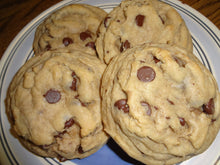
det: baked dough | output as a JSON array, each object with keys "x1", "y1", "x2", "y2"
[
  {"x1": 96, "y1": 0, "x2": 193, "y2": 64},
  {"x1": 101, "y1": 43, "x2": 220, "y2": 165},
  {"x1": 6, "y1": 50, "x2": 108, "y2": 161},
  {"x1": 33, "y1": 4, "x2": 107, "y2": 56}
]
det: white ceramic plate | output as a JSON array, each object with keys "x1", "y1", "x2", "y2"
[{"x1": 0, "y1": 0, "x2": 220, "y2": 164}]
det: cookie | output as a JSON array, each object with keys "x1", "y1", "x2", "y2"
[
  {"x1": 101, "y1": 43, "x2": 220, "y2": 165},
  {"x1": 6, "y1": 50, "x2": 108, "y2": 160},
  {"x1": 96, "y1": 0, "x2": 193, "y2": 64},
  {"x1": 33, "y1": 4, "x2": 107, "y2": 55}
]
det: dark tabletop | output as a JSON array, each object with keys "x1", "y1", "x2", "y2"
[{"x1": 0, "y1": 0, "x2": 219, "y2": 59}]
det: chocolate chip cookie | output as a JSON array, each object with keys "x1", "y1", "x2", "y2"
[
  {"x1": 96, "y1": 0, "x2": 193, "y2": 64},
  {"x1": 6, "y1": 50, "x2": 108, "y2": 161},
  {"x1": 101, "y1": 43, "x2": 220, "y2": 165},
  {"x1": 33, "y1": 4, "x2": 107, "y2": 55}
]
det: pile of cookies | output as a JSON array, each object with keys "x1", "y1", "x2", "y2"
[
  {"x1": 6, "y1": 4, "x2": 109, "y2": 161},
  {"x1": 6, "y1": 0, "x2": 220, "y2": 164}
]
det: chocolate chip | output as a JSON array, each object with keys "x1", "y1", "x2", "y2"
[
  {"x1": 43, "y1": 89, "x2": 61, "y2": 104},
  {"x1": 120, "y1": 40, "x2": 130, "y2": 52},
  {"x1": 54, "y1": 130, "x2": 67, "y2": 138},
  {"x1": 63, "y1": 37, "x2": 73, "y2": 46},
  {"x1": 202, "y1": 98, "x2": 214, "y2": 114},
  {"x1": 45, "y1": 44, "x2": 51, "y2": 51},
  {"x1": 166, "y1": 116, "x2": 170, "y2": 119},
  {"x1": 80, "y1": 31, "x2": 92, "y2": 41},
  {"x1": 85, "y1": 42, "x2": 96, "y2": 50},
  {"x1": 80, "y1": 101, "x2": 90, "y2": 107},
  {"x1": 167, "y1": 99, "x2": 174, "y2": 105},
  {"x1": 212, "y1": 119, "x2": 216, "y2": 122},
  {"x1": 179, "y1": 117, "x2": 186, "y2": 126},
  {"x1": 64, "y1": 118, "x2": 74, "y2": 129},
  {"x1": 78, "y1": 146, "x2": 84, "y2": 154},
  {"x1": 104, "y1": 17, "x2": 111, "y2": 28},
  {"x1": 135, "y1": 15, "x2": 145, "y2": 27},
  {"x1": 137, "y1": 66, "x2": 156, "y2": 82},
  {"x1": 141, "y1": 101, "x2": 151, "y2": 116},
  {"x1": 124, "y1": 40, "x2": 130, "y2": 49},
  {"x1": 120, "y1": 46, "x2": 123, "y2": 52},
  {"x1": 70, "y1": 78, "x2": 77, "y2": 91},
  {"x1": 153, "y1": 56, "x2": 160, "y2": 63},
  {"x1": 114, "y1": 99, "x2": 129, "y2": 113},
  {"x1": 70, "y1": 71, "x2": 78, "y2": 91},
  {"x1": 71, "y1": 71, "x2": 77, "y2": 78}
]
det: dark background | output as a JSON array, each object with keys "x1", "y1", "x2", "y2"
[{"x1": 0, "y1": 0, "x2": 219, "y2": 59}]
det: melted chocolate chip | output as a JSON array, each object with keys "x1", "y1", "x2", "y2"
[
  {"x1": 43, "y1": 89, "x2": 61, "y2": 104},
  {"x1": 137, "y1": 66, "x2": 156, "y2": 82},
  {"x1": 80, "y1": 101, "x2": 90, "y2": 107},
  {"x1": 54, "y1": 130, "x2": 67, "y2": 138},
  {"x1": 78, "y1": 146, "x2": 84, "y2": 154},
  {"x1": 202, "y1": 98, "x2": 214, "y2": 114},
  {"x1": 85, "y1": 42, "x2": 96, "y2": 50},
  {"x1": 45, "y1": 44, "x2": 51, "y2": 51},
  {"x1": 141, "y1": 101, "x2": 151, "y2": 116},
  {"x1": 104, "y1": 17, "x2": 111, "y2": 28},
  {"x1": 70, "y1": 71, "x2": 78, "y2": 91},
  {"x1": 63, "y1": 37, "x2": 73, "y2": 46},
  {"x1": 212, "y1": 119, "x2": 216, "y2": 122},
  {"x1": 179, "y1": 117, "x2": 186, "y2": 126},
  {"x1": 153, "y1": 56, "x2": 160, "y2": 63},
  {"x1": 120, "y1": 40, "x2": 130, "y2": 52},
  {"x1": 167, "y1": 99, "x2": 174, "y2": 105},
  {"x1": 64, "y1": 118, "x2": 74, "y2": 129},
  {"x1": 120, "y1": 46, "x2": 123, "y2": 52},
  {"x1": 70, "y1": 78, "x2": 77, "y2": 91},
  {"x1": 114, "y1": 99, "x2": 129, "y2": 113},
  {"x1": 135, "y1": 15, "x2": 145, "y2": 27},
  {"x1": 80, "y1": 31, "x2": 92, "y2": 41}
]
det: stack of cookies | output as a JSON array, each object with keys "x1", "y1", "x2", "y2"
[
  {"x1": 6, "y1": 0, "x2": 220, "y2": 164},
  {"x1": 6, "y1": 4, "x2": 109, "y2": 161}
]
